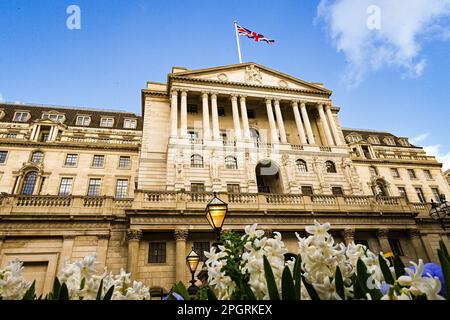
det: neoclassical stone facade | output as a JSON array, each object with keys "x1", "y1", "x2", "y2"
[{"x1": 1, "y1": 63, "x2": 449, "y2": 296}]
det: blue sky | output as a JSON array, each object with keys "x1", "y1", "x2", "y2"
[{"x1": 0, "y1": 0, "x2": 449, "y2": 168}]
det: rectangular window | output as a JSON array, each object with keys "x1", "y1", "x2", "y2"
[
  {"x1": 389, "y1": 239, "x2": 404, "y2": 256},
  {"x1": 115, "y1": 179, "x2": 129, "y2": 199},
  {"x1": 76, "y1": 116, "x2": 91, "y2": 126},
  {"x1": 227, "y1": 184, "x2": 241, "y2": 193},
  {"x1": 87, "y1": 178, "x2": 102, "y2": 196},
  {"x1": 100, "y1": 117, "x2": 114, "y2": 128},
  {"x1": 431, "y1": 188, "x2": 441, "y2": 202},
  {"x1": 398, "y1": 187, "x2": 409, "y2": 202},
  {"x1": 247, "y1": 110, "x2": 255, "y2": 119},
  {"x1": 218, "y1": 107, "x2": 226, "y2": 117},
  {"x1": 301, "y1": 186, "x2": 314, "y2": 196},
  {"x1": 424, "y1": 170, "x2": 433, "y2": 180},
  {"x1": 13, "y1": 112, "x2": 29, "y2": 122},
  {"x1": 124, "y1": 119, "x2": 137, "y2": 129},
  {"x1": 59, "y1": 178, "x2": 73, "y2": 196},
  {"x1": 391, "y1": 168, "x2": 400, "y2": 178},
  {"x1": 191, "y1": 183, "x2": 205, "y2": 193},
  {"x1": 415, "y1": 187, "x2": 426, "y2": 203},
  {"x1": 0, "y1": 151, "x2": 7, "y2": 164},
  {"x1": 65, "y1": 154, "x2": 78, "y2": 167},
  {"x1": 148, "y1": 243, "x2": 166, "y2": 263},
  {"x1": 92, "y1": 155, "x2": 105, "y2": 168},
  {"x1": 193, "y1": 242, "x2": 210, "y2": 262},
  {"x1": 119, "y1": 156, "x2": 131, "y2": 169},
  {"x1": 187, "y1": 104, "x2": 198, "y2": 114},
  {"x1": 408, "y1": 169, "x2": 417, "y2": 179},
  {"x1": 331, "y1": 187, "x2": 344, "y2": 196}
]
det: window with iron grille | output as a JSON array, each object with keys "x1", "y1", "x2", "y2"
[
  {"x1": 59, "y1": 178, "x2": 73, "y2": 196},
  {"x1": 119, "y1": 156, "x2": 131, "y2": 169},
  {"x1": 0, "y1": 151, "x2": 7, "y2": 164},
  {"x1": 148, "y1": 243, "x2": 166, "y2": 263},
  {"x1": 115, "y1": 179, "x2": 129, "y2": 199},
  {"x1": 331, "y1": 187, "x2": 344, "y2": 196},
  {"x1": 87, "y1": 178, "x2": 102, "y2": 196},
  {"x1": 191, "y1": 154, "x2": 203, "y2": 168},
  {"x1": 65, "y1": 154, "x2": 78, "y2": 167},
  {"x1": 21, "y1": 171, "x2": 38, "y2": 195},
  {"x1": 301, "y1": 186, "x2": 314, "y2": 196},
  {"x1": 31, "y1": 151, "x2": 44, "y2": 164},
  {"x1": 194, "y1": 242, "x2": 210, "y2": 262},
  {"x1": 191, "y1": 183, "x2": 205, "y2": 193},
  {"x1": 225, "y1": 156, "x2": 238, "y2": 169},
  {"x1": 227, "y1": 184, "x2": 241, "y2": 193},
  {"x1": 92, "y1": 155, "x2": 105, "y2": 168},
  {"x1": 389, "y1": 239, "x2": 404, "y2": 256},
  {"x1": 296, "y1": 159, "x2": 308, "y2": 173}
]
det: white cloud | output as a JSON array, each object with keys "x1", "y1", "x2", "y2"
[
  {"x1": 424, "y1": 145, "x2": 450, "y2": 171},
  {"x1": 316, "y1": 0, "x2": 450, "y2": 86},
  {"x1": 410, "y1": 133, "x2": 429, "y2": 144}
]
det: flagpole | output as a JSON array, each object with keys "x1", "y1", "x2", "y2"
[{"x1": 234, "y1": 20, "x2": 243, "y2": 64}]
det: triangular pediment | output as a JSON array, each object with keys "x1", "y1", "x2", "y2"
[{"x1": 170, "y1": 63, "x2": 331, "y2": 94}]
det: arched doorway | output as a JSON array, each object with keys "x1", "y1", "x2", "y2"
[{"x1": 255, "y1": 160, "x2": 283, "y2": 194}]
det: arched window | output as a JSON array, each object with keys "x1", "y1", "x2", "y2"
[
  {"x1": 325, "y1": 161, "x2": 337, "y2": 173},
  {"x1": 225, "y1": 156, "x2": 238, "y2": 170},
  {"x1": 296, "y1": 159, "x2": 308, "y2": 173},
  {"x1": 191, "y1": 154, "x2": 203, "y2": 168},
  {"x1": 31, "y1": 151, "x2": 44, "y2": 164},
  {"x1": 21, "y1": 171, "x2": 38, "y2": 195}
]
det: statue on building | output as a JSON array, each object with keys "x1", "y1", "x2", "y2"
[{"x1": 245, "y1": 65, "x2": 263, "y2": 85}]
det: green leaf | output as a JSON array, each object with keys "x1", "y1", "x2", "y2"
[
  {"x1": 301, "y1": 275, "x2": 320, "y2": 300},
  {"x1": 293, "y1": 255, "x2": 302, "y2": 300},
  {"x1": 281, "y1": 266, "x2": 296, "y2": 300},
  {"x1": 393, "y1": 256, "x2": 406, "y2": 279},
  {"x1": 103, "y1": 285, "x2": 115, "y2": 300},
  {"x1": 437, "y1": 249, "x2": 450, "y2": 300},
  {"x1": 22, "y1": 281, "x2": 36, "y2": 300},
  {"x1": 96, "y1": 279, "x2": 104, "y2": 300},
  {"x1": 378, "y1": 254, "x2": 395, "y2": 284},
  {"x1": 334, "y1": 267, "x2": 345, "y2": 300},
  {"x1": 59, "y1": 283, "x2": 69, "y2": 300},
  {"x1": 263, "y1": 255, "x2": 280, "y2": 300}
]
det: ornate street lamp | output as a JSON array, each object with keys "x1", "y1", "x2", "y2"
[
  {"x1": 205, "y1": 192, "x2": 228, "y2": 247},
  {"x1": 186, "y1": 248, "x2": 200, "y2": 297},
  {"x1": 430, "y1": 194, "x2": 450, "y2": 230}
]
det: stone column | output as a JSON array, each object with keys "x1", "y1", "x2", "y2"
[
  {"x1": 174, "y1": 229, "x2": 189, "y2": 283},
  {"x1": 325, "y1": 104, "x2": 342, "y2": 145},
  {"x1": 201, "y1": 92, "x2": 211, "y2": 140},
  {"x1": 300, "y1": 101, "x2": 315, "y2": 145},
  {"x1": 409, "y1": 229, "x2": 428, "y2": 261},
  {"x1": 180, "y1": 90, "x2": 188, "y2": 138},
  {"x1": 127, "y1": 229, "x2": 143, "y2": 279},
  {"x1": 265, "y1": 98, "x2": 279, "y2": 144},
  {"x1": 96, "y1": 234, "x2": 110, "y2": 272},
  {"x1": 292, "y1": 101, "x2": 307, "y2": 145},
  {"x1": 274, "y1": 99, "x2": 288, "y2": 144},
  {"x1": 211, "y1": 93, "x2": 220, "y2": 140},
  {"x1": 240, "y1": 96, "x2": 251, "y2": 140},
  {"x1": 377, "y1": 229, "x2": 392, "y2": 254},
  {"x1": 343, "y1": 228, "x2": 355, "y2": 245},
  {"x1": 170, "y1": 90, "x2": 179, "y2": 138},
  {"x1": 231, "y1": 95, "x2": 242, "y2": 141},
  {"x1": 317, "y1": 103, "x2": 335, "y2": 146}
]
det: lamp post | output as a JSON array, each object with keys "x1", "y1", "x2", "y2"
[
  {"x1": 186, "y1": 248, "x2": 200, "y2": 297},
  {"x1": 430, "y1": 194, "x2": 450, "y2": 230},
  {"x1": 205, "y1": 192, "x2": 228, "y2": 248}
]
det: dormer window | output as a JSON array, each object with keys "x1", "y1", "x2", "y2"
[
  {"x1": 346, "y1": 134, "x2": 362, "y2": 143},
  {"x1": 13, "y1": 111, "x2": 29, "y2": 123},
  {"x1": 42, "y1": 113, "x2": 65, "y2": 123},
  {"x1": 100, "y1": 117, "x2": 114, "y2": 128},
  {"x1": 124, "y1": 118, "x2": 137, "y2": 129},
  {"x1": 76, "y1": 116, "x2": 91, "y2": 126},
  {"x1": 398, "y1": 138, "x2": 410, "y2": 147},
  {"x1": 368, "y1": 136, "x2": 380, "y2": 145},
  {"x1": 384, "y1": 137, "x2": 396, "y2": 146}
]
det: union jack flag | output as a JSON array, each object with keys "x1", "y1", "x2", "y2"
[{"x1": 236, "y1": 24, "x2": 275, "y2": 44}]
